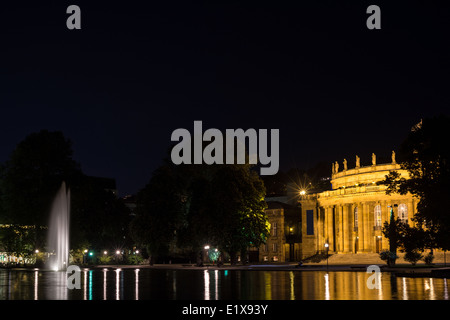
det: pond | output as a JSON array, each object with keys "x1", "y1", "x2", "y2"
[{"x1": 0, "y1": 268, "x2": 448, "y2": 300}]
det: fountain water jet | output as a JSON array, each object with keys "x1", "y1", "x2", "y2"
[{"x1": 47, "y1": 181, "x2": 70, "y2": 271}]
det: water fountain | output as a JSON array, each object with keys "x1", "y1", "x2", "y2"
[{"x1": 47, "y1": 181, "x2": 70, "y2": 271}]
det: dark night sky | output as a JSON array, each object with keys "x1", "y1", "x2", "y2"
[{"x1": 0, "y1": 1, "x2": 449, "y2": 196}]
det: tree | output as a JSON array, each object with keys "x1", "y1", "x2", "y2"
[
  {"x1": 129, "y1": 164, "x2": 184, "y2": 264},
  {"x1": 0, "y1": 130, "x2": 130, "y2": 257},
  {"x1": 0, "y1": 130, "x2": 82, "y2": 226},
  {"x1": 70, "y1": 177, "x2": 131, "y2": 252},
  {"x1": 381, "y1": 207, "x2": 402, "y2": 266},
  {"x1": 129, "y1": 160, "x2": 270, "y2": 265},
  {"x1": 382, "y1": 115, "x2": 450, "y2": 252},
  {"x1": 205, "y1": 164, "x2": 269, "y2": 264}
]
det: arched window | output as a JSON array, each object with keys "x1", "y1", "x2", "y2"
[
  {"x1": 398, "y1": 204, "x2": 408, "y2": 223},
  {"x1": 374, "y1": 205, "x2": 382, "y2": 227},
  {"x1": 354, "y1": 207, "x2": 358, "y2": 229}
]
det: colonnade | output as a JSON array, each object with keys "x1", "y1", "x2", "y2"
[{"x1": 315, "y1": 199, "x2": 416, "y2": 254}]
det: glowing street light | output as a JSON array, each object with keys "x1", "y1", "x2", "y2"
[
  {"x1": 299, "y1": 190, "x2": 306, "y2": 196},
  {"x1": 324, "y1": 243, "x2": 329, "y2": 272}
]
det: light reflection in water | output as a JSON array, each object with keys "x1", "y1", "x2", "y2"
[
  {"x1": 135, "y1": 269, "x2": 139, "y2": 300},
  {"x1": 324, "y1": 273, "x2": 330, "y2": 300},
  {"x1": 115, "y1": 268, "x2": 121, "y2": 300},
  {"x1": 83, "y1": 269, "x2": 87, "y2": 300},
  {"x1": 290, "y1": 271, "x2": 295, "y2": 300},
  {"x1": 203, "y1": 270, "x2": 210, "y2": 300},
  {"x1": 215, "y1": 270, "x2": 219, "y2": 300},
  {"x1": 89, "y1": 270, "x2": 93, "y2": 300},
  {"x1": 445, "y1": 279, "x2": 449, "y2": 300},
  {"x1": 173, "y1": 270, "x2": 177, "y2": 299},
  {"x1": 34, "y1": 270, "x2": 38, "y2": 300},
  {"x1": 402, "y1": 277, "x2": 408, "y2": 300},
  {"x1": 3, "y1": 269, "x2": 450, "y2": 300},
  {"x1": 264, "y1": 272, "x2": 271, "y2": 300},
  {"x1": 377, "y1": 271, "x2": 383, "y2": 300},
  {"x1": 103, "y1": 268, "x2": 108, "y2": 300}
]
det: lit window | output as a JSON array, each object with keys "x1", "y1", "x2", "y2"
[
  {"x1": 273, "y1": 222, "x2": 277, "y2": 237},
  {"x1": 354, "y1": 207, "x2": 358, "y2": 228},
  {"x1": 374, "y1": 205, "x2": 382, "y2": 227},
  {"x1": 398, "y1": 204, "x2": 408, "y2": 223},
  {"x1": 272, "y1": 243, "x2": 277, "y2": 252}
]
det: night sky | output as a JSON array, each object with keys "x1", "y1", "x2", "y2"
[{"x1": 1, "y1": 1, "x2": 449, "y2": 196}]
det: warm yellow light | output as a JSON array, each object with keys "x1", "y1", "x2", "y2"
[{"x1": 299, "y1": 190, "x2": 306, "y2": 196}]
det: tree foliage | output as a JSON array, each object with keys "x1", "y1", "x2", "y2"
[
  {"x1": 0, "y1": 130, "x2": 82, "y2": 226},
  {"x1": 382, "y1": 115, "x2": 450, "y2": 251},
  {"x1": 0, "y1": 130, "x2": 131, "y2": 256},
  {"x1": 129, "y1": 161, "x2": 269, "y2": 264}
]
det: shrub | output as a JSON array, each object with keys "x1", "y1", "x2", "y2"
[
  {"x1": 127, "y1": 254, "x2": 144, "y2": 265},
  {"x1": 98, "y1": 255, "x2": 113, "y2": 265},
  {"x1": 423, "y1": 252, "x2": 434, "y2": 265},
  {"x1": 404, "y1": 251, "x2": 423, "y2": 266},
  {"x1": 379, "y1": 250, "x2": 398, "y2": 266}
]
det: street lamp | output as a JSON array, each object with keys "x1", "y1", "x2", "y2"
[
  {"x1": 204, "y1": 245, "x2": 210, "y2": 265},
  {"x1": 324, "y1": 243, "x2": 329, "y2": 272}
]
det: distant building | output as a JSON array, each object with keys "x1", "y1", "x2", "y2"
[
  {"x1": 85, "y1": 176, "x2": 118, "y2": 196},
  {"x1": 122, "y1": 194, "x2": 137, "y2": 216},
  {"x1": 255, "y1": 201, "x2": 301, "y2": 262}
]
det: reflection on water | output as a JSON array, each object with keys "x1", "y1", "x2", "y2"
[{"x1": 0, "y1": 268, "x2": 449, "y2": 300}]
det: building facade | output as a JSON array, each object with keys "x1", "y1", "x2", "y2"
[
  {"x1": 299, "y1": 153, "x2": 417, "y2": 258},
  {"x1": 257, "y1": 201, "x2": 302, "y2": 262}
]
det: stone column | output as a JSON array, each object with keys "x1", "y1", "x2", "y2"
[
  {"x1": 335, "y1": 205, "x2": 342, "y2": 253},
  {"x1": 342, "y1": 204, "x2": 350, "y2": 253},
  {"x1": 334, "y1": 205, "x2": 342, "y2": 252},
  {"x1": 326, "y1": 206, "x2": 334, "y2": 253},
  {"x1": 316, "y1": 207, "x2": 323, "y2": 253},
  {"x1": 362, "y1": 202, "x2": 371, "y2": 252},
  {"x1": 358, "y1": 202, "x2": 364, "y2": 252},
  {"x1": 351, "y1": 204, "x2": 356, "y2": 253}
]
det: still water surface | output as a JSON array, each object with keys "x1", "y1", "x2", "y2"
[{"x1": 0, "y1": 268, "x2": 448, "y2": 300}]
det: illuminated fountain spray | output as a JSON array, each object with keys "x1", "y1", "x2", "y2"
[{"x1": 47, "y1": 181, "x2": 70, "y2": 271}]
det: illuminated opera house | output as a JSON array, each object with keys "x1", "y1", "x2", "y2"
[{"x1": 260, "y1": 151, "x2": 418, "y2": 262}]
